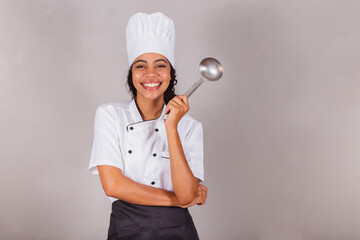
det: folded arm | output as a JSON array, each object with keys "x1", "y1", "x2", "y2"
[{"x1": 97, "y1": 165, "x2": 181, "y2": 207}]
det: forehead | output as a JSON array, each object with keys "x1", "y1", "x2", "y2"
[{"x1": 133, "y1": 52, "x2": 168, "y2": 63}]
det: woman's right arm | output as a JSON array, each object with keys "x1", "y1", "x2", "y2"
[{"x1": 97, "y1": 165, "x2": 181, "y2": 207}]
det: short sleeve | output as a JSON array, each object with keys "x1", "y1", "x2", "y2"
[
  {"x1": 88, "y1": 105, "x2": 124, "y2": 174},
  {"x1": 184, "y1": 122, "x2": 204, "y2": 182}
]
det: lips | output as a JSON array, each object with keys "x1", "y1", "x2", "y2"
[{"x1": 141, "y1": 81, "x2": 162, "y2": 90}]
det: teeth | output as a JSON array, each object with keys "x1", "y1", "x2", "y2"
[{"x1": 143, "y1": 82, "x2": 160, "y2": 87}]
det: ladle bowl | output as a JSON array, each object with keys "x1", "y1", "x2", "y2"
[{"x1": 199, "y1": 57, "x2": 223, "y2": 81}]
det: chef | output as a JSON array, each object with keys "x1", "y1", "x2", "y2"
[{"x1": 89, "y1": 12, "x2": 208, "y2": 239}]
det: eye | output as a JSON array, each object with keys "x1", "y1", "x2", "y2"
[
  {"x1": 156, "y1": 64, "x2": 166, "y2": 68},
  {"x1": 135, "y1": 65, "x2": 145, "y2": 69}
]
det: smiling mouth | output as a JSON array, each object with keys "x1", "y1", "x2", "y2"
[{"x1": 141, "y1": 82, "x2": 162, "y2": 90}]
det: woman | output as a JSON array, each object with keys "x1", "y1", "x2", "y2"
[{"x1": 89, "y1": 12, "x2": 208, "y2": 239}]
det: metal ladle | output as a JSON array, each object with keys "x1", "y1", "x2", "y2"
[
  {"x1": 162, "y1": 57, "x2": 223, "y2": 121},
  {"x1": 185, "y1": 57, "x2": 223, "y2": 97}
]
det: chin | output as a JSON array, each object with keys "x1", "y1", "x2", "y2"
[{"x1": 141, "y1": 93, "x2": 165, "y2": 101}]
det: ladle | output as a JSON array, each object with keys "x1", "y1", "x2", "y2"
[
  {"x1": 185, "y1": 57, "x2": 223, "y2": 97},
  {"x1": 162, "y1": 57, "x2": 223, "y2": 121}
]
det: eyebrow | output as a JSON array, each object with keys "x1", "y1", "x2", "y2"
[
  {"x1": 154, "y1": 59, "x2": 168, "y2": 64},
  {"x1": 134, "y1": 59, "x2": 147, "y2": 64},
  {"x1": 133, "y1": 59, "x2": 168, "y2": 64}
]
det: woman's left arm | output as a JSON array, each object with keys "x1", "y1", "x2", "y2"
[{"x1": 165, "y1": 95, "x2": 199, "y2": 206}]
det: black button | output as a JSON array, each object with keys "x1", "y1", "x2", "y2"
[
  {"x1": 151, "y1": 181, "x2": 155, "y2": 185},
  {"x1": 155, "y1": 128, "x2": 159, "y2": 132},
  {"x1": 129, "y1": 126, "x2": 134, "y2": 130},
  {"x1": 153, "y1": 153, "x2": 157, "y2": 157},
  {"x1": 128, "y1": 150, "x2": 132, "y2": 154}
]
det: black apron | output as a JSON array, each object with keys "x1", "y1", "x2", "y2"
[{"x1": 107, "y1": 200, "x2": 200, "y2": 240}]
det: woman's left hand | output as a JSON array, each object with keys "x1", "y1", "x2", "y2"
[
  {"x1": 164, "y1": 95, "x2": 189, "y2": 130},
  {"x1": 180, "y1": 184, "x2": 208, "y2": 208}
]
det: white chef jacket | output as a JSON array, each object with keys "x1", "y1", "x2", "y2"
[{"x1": 88, "y1": 99, "x2": 204, "y2": 202}]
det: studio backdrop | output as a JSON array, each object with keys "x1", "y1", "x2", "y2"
[{"x1": 1, "y1": 0, "x2": 360, "y2": 239}]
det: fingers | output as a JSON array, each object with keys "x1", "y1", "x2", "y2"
[
  {"x1": 201, "y1": 186, "x2": 207, "y2": 202},
  {"x1": 174, "y1": 95, "x2": 189, "y2": 109},
  {"x1": 164, "y1": 101, "x2": 179, "y2": 115},
  {"x1": 164, "y1": 100, "x2": 181, "y2": 115},
  {"x1": 164, "y1": 95, "x2": 190, "y2": 127},
  {"x1": 181, "y1": 95, "x2": 189, "y2": 106},
  {"x1": 196, "y1": 184, "x2": 208, "y2": 205},
  {"x1": 170, "y1": 96, "x2": 189, "y2": 112},
  {"x1": 184, "y1": 184, "x2": 208, "y2": 208}
]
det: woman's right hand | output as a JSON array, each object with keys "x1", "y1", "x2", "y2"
[
  {"x1": 164, "y1": 95, "x2": 190, "y2": 131},
  {"x1": 180, "y1": 184, "x2": 208, "y2": 208}
]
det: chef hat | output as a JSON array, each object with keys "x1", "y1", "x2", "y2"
[{"x1": 126, "y1": 12, "x2": 175, "y2": 67}]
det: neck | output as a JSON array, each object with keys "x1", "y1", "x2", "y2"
[{"x1": 135, "y1": 97, "x2": 164, "y2": 121}]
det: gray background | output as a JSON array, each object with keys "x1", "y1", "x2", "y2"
[{"x1": 1, "y1": 0, "x2": 360, "y2": 239}]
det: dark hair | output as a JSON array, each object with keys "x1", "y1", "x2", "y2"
[{"x1": 127, "y1": 64, "x2": 177, "y2": 104}]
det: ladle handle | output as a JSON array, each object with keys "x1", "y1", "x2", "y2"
[{"x1": 185, "y1": 78, "x2": 205, "y2": 98}]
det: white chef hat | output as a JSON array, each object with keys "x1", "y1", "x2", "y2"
[{"x1": 126, "y1": 12, "x2": 175, "y2": 67}]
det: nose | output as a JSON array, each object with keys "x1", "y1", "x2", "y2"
[{"x1": 145, "y1": 67, "x2": 157, "y2": 78}]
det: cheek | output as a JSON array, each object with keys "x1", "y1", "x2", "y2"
[
  {"x1": 162, "y1": 72, "x2": 171, "y2": 83},
  {"x1": 163, "y1": 75, "x2": 171, "y2": 89},
  {"x1": 132, "y1": 72, "x2": 142, "y2": 85}
]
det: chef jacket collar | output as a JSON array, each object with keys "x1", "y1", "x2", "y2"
[{"x1": 129, "y1": 99, "x2": 166, "y2": 123}]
